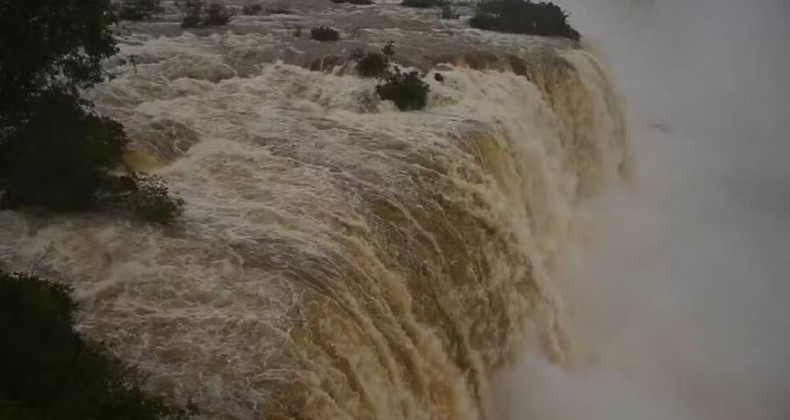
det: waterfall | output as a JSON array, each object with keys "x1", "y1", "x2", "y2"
[{"x1": 0, "y1": 27, "x2": 630, "y2": 419}]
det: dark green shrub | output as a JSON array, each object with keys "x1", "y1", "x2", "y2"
[
  {"x1": 176, "y1": 0, "x2": 232, "y2": 27},
  {"x1": 376, "y1": 66, "x2": 430, "y2": 111},
  {"x1": 0, "y1": 93, "x2": 128, "y2": 212},
  {"x1": 470, "y1": 0, "x2": 580, "y2": 40},
  {"x1": 310, "y1": 27, "x2": 340, "y2": 41},
  {"x1": 350, "y1": 41, "x2": 430, "y2": 111},
  {"x1": 0, "y1": 0, "x2": 118, "y2": 127},
  {"x1": 116, "y1": 0, "x2": 164, "y2": 21},
  {"x1": 356, "y1": 53, "x2": 390, "y2": 77},
  {"x1": 353, "y1": 41, "x2": 395, "y2": 78},
  {"x1": 241, "y1": 2, "x2": 264, "y2": 14},
  {"x1": 120, "y1": 175, "x2": 185, "y2": 224},
  {"x1": 181, "y1": 15, "x2": 203, "y2": 28},
  {"x1": 0, "y1": 271, "x2": 192, "y2": 419},
  {"x1": 0, "y1": 0, "x2": 186, "y2": 223},
  {"x1": 266, "y1": 3, "x2": 291, "y2": 14},
  {"x1": 0, "y1": 94, "x2": 187, "y2": 219},
  {"x1": 244, "y1": 1, "x2": 290, "y2": 14},
  {"x1": 203, "y1": 2, "x2": 232, "y2": 25},
  {"x1": 439, "y1": 0, "x2": 459, "y2": 18},
  {"x1": 175, "y1": 0, "x2": 205, "y2": 27},
  {"x1": 401, "y1": 0, "x2": 438, "y2": 7}
]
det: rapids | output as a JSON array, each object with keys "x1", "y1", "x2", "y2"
[{"x1": 0, "y1": 1, "x2": 630, "y2": 418}]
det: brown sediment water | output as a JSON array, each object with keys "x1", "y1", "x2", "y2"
[{"x1": 0, "y1": 1, "x2": 631, "y2": 418}]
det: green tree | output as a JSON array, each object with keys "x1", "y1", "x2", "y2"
[
  {"x1": 0, "y1": 92, "x2": 128, "y2": 211},
  {"x1": 0, "y1": 0, "x2": 118, "y2": 126},
  {"x1": 0, "y1": 0, "x2": 184, "y2": 220},
  {"x1": 470, "y1": 0, "x2": 580, "y2": 40},
  {"x1": 117, "y1": 0, "x2": 165, "y2": 21},
  {"x1": 0, "y1": 0, "x2": 122, "y2": 210},
  {"x1": 0, "y1": 271, "x2": 191, "y2": 419}
]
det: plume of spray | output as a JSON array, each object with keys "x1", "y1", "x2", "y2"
[{"x1": 492, "y1": 0, "x2": 790, "y2": 419}]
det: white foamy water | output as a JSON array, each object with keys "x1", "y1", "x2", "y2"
[{"x1": 0, "y1": 4, "x2": 631, "y2": 418}]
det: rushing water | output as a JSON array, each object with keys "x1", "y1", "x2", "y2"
[{"x1": 0, "y1": 1, "x2": 631, "y2": 418}]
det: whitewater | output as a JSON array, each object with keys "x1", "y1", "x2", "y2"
[{"x1": 0, "y1": 1, "x2": 636, "y2": 419}]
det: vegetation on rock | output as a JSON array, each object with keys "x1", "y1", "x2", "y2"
[
  {"x1": 401, "y1": 0, "x2": 438, "y2": 8},
  {"x1": 176, "y1": 0, "x2": 232, "y2": 27},
  {"x1": 470, "y1": 0, "x2": 580, "y2": 40},
  {"x1": 353, "y1": 42, "x2": 395, "y2": 78},
  {"x1": 439, "y1": 0, "x2": 460, "y2": 19},
  {"x1": 116, "y1": 0, "x2": 164, "y2": 21},
  {"x1": 376, "y1": 66, "x2": 430, "y2": 111},
  {"x1": 310, "y1": 27, "x2": 341, "y2": 41},
  {"x1": 351, "y1": 42, "x2": 430, "y2": 111},
  {"x1": 119, "y1": 175, "x2": 186, "y2": 224},
  {"x1": 0, "y1": 271, "x2": 192, "y2": 419},
  {"x1": 203, "y1": 2, "x2": 233, "y2": 25},
  {"x1": 241, "y1": 2, "x2": 264, "y2": 15},
  {"x1": 0, "y1": 93, "x2": 127, "y2": 211},
  {"x1": 0, "y1": 0, "x2": 117, "y2": 124},
  {"x1": 0, "y1": 0, "x2": 184, "y2": 222}
]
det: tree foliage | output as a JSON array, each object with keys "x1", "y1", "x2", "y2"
[
  {"x1": 0, "y1": 0, "x2": 122, "y2": 210},
  {"x1": 241, "y1": 2, "x2": 264, "y2": 15},
  {"x1": 439, "y1": 0, "x2": 460, "y2": 19},
  {"x1": 351, "y1": 42, "x2": 430, "y2": 111},
  {"x1": 353, "y1": 42, "x2": 395, "y2": 78},
  {"x1": 175, "y1": 0, "x2": 232, "y2": 27},
  {"x1": 376, "y1": 66, "x2": 430, "y2": 111},
  {"x1": 401, "y1": 0, "x2": 438, "y2": 8},
  {"x1": 116, "y1": 0, "x2": 164, "y2": 21},
  {"x1": 203, "y1": 2, "x2": 232, "y2": 25},
  {"x1": 0, "y1": 0, "x2": 185, "y2": 221},
  {"x1": 0, "y1": 0, "x2": 118, "y2": 126},
  {"x1": 310, "y1": 27, "x2": 341, "y2": 41},
  {"x1": 0, "y1": 271, "x2": 192, "y2": 419},
  {"x1": 0, "y1": 93, "x2": 128, "y2": 211},
  {"x1": 470, "y1": 0, "x2": 580, "y2": 40},
  {"x1": 119, "y1": 175, "x2": 186, "y2": 224}
]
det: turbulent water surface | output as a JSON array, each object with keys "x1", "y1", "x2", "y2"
[{"x1": 0, "y1": 1, "x2": 631, "y2": 418}]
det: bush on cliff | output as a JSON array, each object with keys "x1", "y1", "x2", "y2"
[
  {"x1": 402, "y1": 0, "x2": 438, "y2": 8},
  {"x1": 203, "y1": 2, "x2": 232, "y2": 25},
  {"x1": 351, "y1": 42, "x2": 430, "y2": 111},
  {"x1": 119, "y1": 174, "x2": 186, "y2": 224},
  {"x1": 440, "y1": 0, "x2": 460, "y2": 19},
  {"x1": 353, "y1": 42, "x2": 395, "y2": 78},
  {"x1": 241, "y1": 2, "x2": 264, "y2": 15},
  {"x1": 116, "y1": 0, "x2": 164, "y2": 21},
  {"x1": 310, "y1": 27, "x2": 341, "y2": 41},
  {"x1": 176, "y1": 0, "x2": 204, "y2": 27},
  {"x1": 356, "y1": 52, "x2": 390, "y2": 77},
  {"x1": 376, "y1": 66, "x2": 430, "y2": 111},
  {"x1": 175, "y1": 0, "x2": 232, "y2": 27},
  {"x1": 0, "y1": 0, "x2": 185, "y2": 222},
  {"x1": 0, "y1": 93, "x2": 128, "y2": 211},
  {"x1": 0, "y1": 0, "x2": 122, "y2": 211},
  {"x1": 0, "y1": 0, "x2": 117, "y2": 125},
  {"x1": 470, "y1": 0, "x2": 580, "y2": 40},
  {"x1": 0, "y1": 271, "x2": 192, "y2": 419}
]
